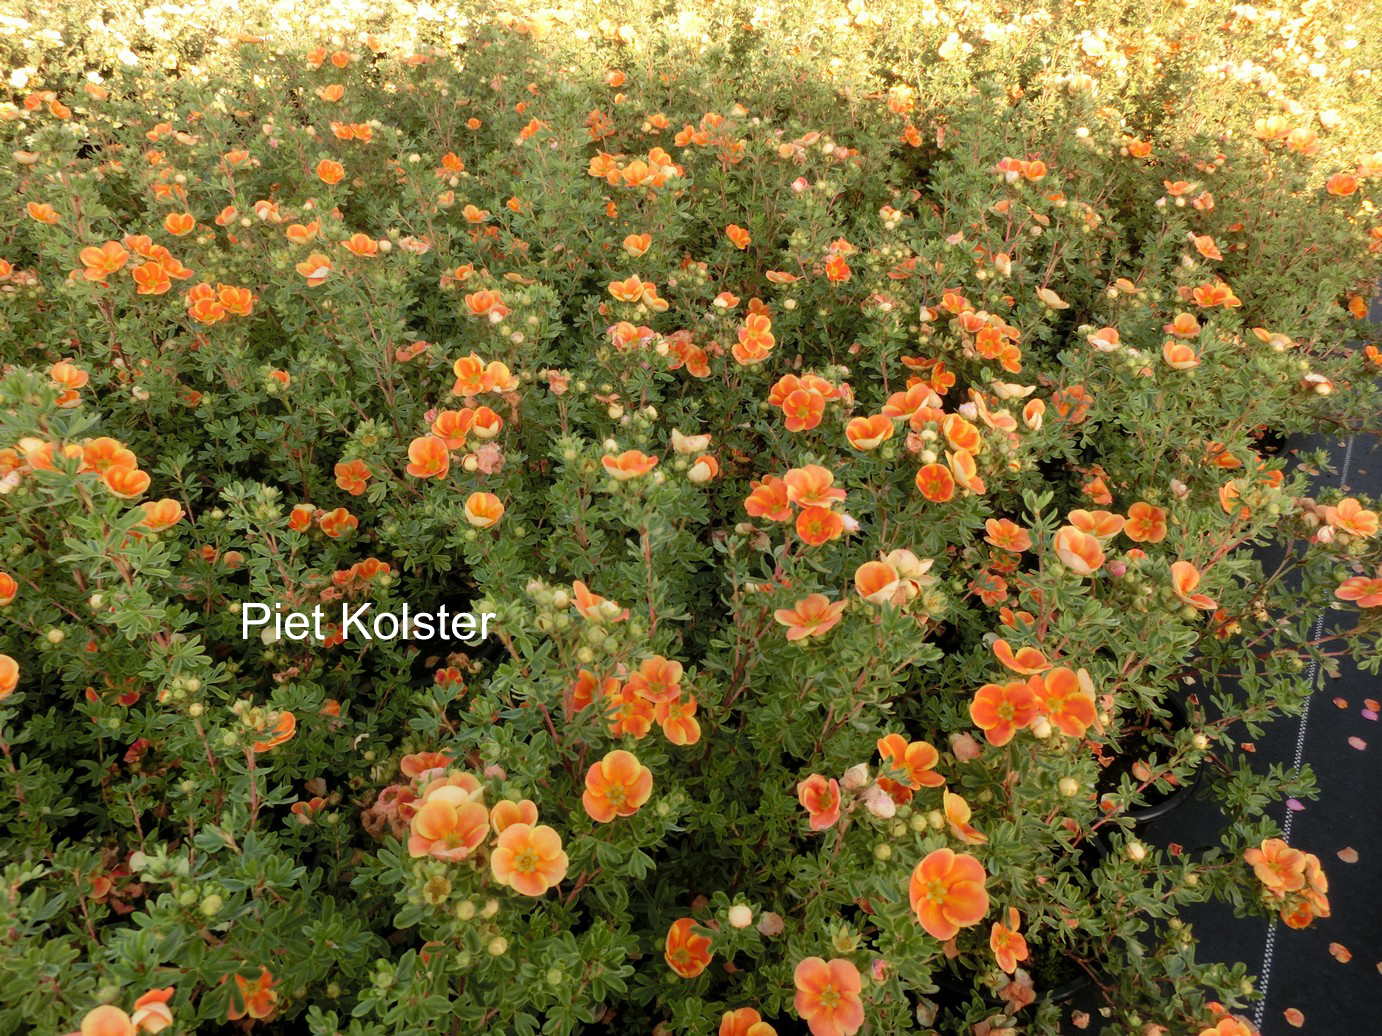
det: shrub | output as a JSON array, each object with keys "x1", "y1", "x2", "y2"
[{"x1": 2, "y1": 3, "x2": 1381, "y2": 1035}]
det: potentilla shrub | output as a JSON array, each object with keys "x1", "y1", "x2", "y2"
[{"x1": 1, "y1": 8, "x2": 1381, "y2": 1036}]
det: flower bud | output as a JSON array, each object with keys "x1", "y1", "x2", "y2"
[
  {"x1": 841, "y1": 763, "x2": 870, "y2": 790},
  {"x1": 863, "y1": 785, "x2": 896, "y2": 818},
  {"x1": 757, "y1": 912, "x2": 784, "y2": 936},
  {"x1": 949, "y1": 732, "x2": 982, "y2": 761}
]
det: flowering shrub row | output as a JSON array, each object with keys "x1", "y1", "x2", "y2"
[{"x1": 2, "y1": 2, "x2": 1382, "y2": 1035}]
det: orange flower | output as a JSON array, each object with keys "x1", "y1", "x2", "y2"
[
  {"x1": 1170, "y1": 560, "x2": 1217, "y2": 610},
  {"x1": 342, "y1": 232, "x2": 379, "y2": 257},
  {"x1": 0, "y1": 654, "x2": 18, "y2": 700},
  {"x1": 295, "y1": 252, "x2": 333, "y2": 285},
  {"x1": 945, "y1": 450, "x2": 989, "y2": 494},
  {"x1": 568, "y1": 670, "x2": 614, "y2": 713},
  {"x1": 604, "y1": 275, "x2": 640, "y2": 304},
  {"x1": 1035, "y1": 666, "x2": 1097, "y2": 737},
  {"x1": 1163, "y1": 340, "x2": 1201, "y2": 370},
  {"x1": 909, "y1": 848, "x2": 989, "y2": 940},
  {"x1": 334, "y1": 459, "x2": 372, "y2": 496},
  {"x1": 490, "y1": 823, "x2": 568, "y2": 896},
  {"x1": 915, "y1": 463, "x2": 955, "y2": 502},
  {"x1": 1164, "y1": 312, "x2": 1202, "y2": 338},
  {"x1": 1191, "y1": 234, "x2": 1222, "y2": 261},
  {"x1": 572, "y1": 580, "x2": 629, "y2": 623},
  {"x1": 405, "y1": 435, "x2": 450, "y2": 479},
  {"x1": 969, "y1": 679, "x2": 1038, "y2": 746},
  {"x1": 80, "y1": 1005, "x2": 134, "y2": 1036},
  {"x1": 1335, "y1": 572, "x2": 1382, "y2": 607},
  {"x1": 844, "y1": 414, "x2": 894, "y2": 450},
  {"x1": 854, "y1": 560, "x2": 901, "y2": 604},
  {"x1": 745, "y1": 475, "x2": 792, "y2": 522},
  {"x1": 251, "y1": 710, "x2": 296, "y2": 752},
  {"x1": 463, "y1": 492, "x2": 504, "y2": 528},
  {"x1": 623, "y1": 233, "x2": 652, "y2": 257},
  {"x1": 401, "y1": 751, "x2": 455, "y2": 778},
  {"x1": 27, "y1": 202, "x2": 59, "y2": 224},
  {"x1": 783, "y1": 465, "x2": 845, "y2": 508},
  {"x1": 1192, "y1": 280, "x2": 1242, "y2": 308},
  {"x1": 824, "y1": 255, "x2": 852, "y2": 283},
  {"x1": 0, "y1": 572, "x2": 17, "y2": 607},
  {"x1": 604, "y1": 683, "x2": 655, "y2": 738},
  {"x1": 286, "y1": 220, "x2": 320, "y2": 244},
  {"x1": 665, "y1": 918, "x2": 714, "y2": 978},
  {"x1": 318, "y1": 507, "x2": 357, "y2": 538},
  {"x1": 1069, "y1": 508, "x2": 1124, "y2": 539},
  {"x1": 488, "y1": 799, "x2": 538, "y2": 835},
  {"x1": 720, "y1": 1008, "x2": 777, "y2": 1036},
  {"x1": 726, "y1": 223, "x2": 751, "y2": 249},
  {"x1": 1054, "y1": 526, "x2": 1104, "y2": 576},
  {"x1": 463, "y1": 291, "x2": 508, "y2": 320},
  {"x1": 733, "y1": 313, "x2": 776, "y2": 364},
  {"x1": 1244, "y1": 838, "x2": 1307, "y2": 894},
  {"x1": 1124, "y1": 502, "x2": 1167, "y2": 543},
  {"x1": 163, "y1": 212, "x2": 195, "y2": 236},
  {"x1": 1326, "y1": 172, "x2": 1359, "y2": 197},
  {"x1": 984, "y1": 518, "x2": 1031, "y2": 553},
  {"x1": 138, "y1": 499, "x2": 185, "y2": 532},
  {"x1": 943, "y1": 790, "x2": 987, "y2": 845},
  {"x1": 212, "y1": 284, "x2": 252, "y2": 317},
  {"x1": 877, "y1": 734, "x2": 945, "y2": 789},
  {"x1": 130, "y1": 987, "x2": 175, "y2": 1033},
  {"x1": 316, "y1": 158, "x2": 345, "y2": 184},
  {"x1": 1322, "y1": 497, "x2": 1379, "y2": 538},
  {"x1": 941, "y1": 414, "x2": 982, "y2": 454},
  {"x1": 103, "y1": 465, "x2": 152, "y2": 499},
  {"x1": 990, "y1": 908, "x2": 1029, "y2": 974},
  {"x1": 626, "y1": 655, "x2": 684, "y2": 704},
  {"x1": 1199, "y1": 1016, "x2": 1257, "y2": 1036},
  {"x1": 774, "y1": 594, "x2": 847, "y2": 641},
  {"x1": 470, "y1": 406, "x2": 504, "y2": 439},
  {"x1": 49, "y1": 360, "x2": 89, "y2": 390},
  {"x1": 1049, "y1": 386, "x2": 1093, "y2": 428},
  {"x1": 795, "y1": 506, "x2": 845, "y2": 546},
  {"x1": 793, "y1": 957, "x2": 864, "y2": 1036},
  {"x1": 80, "y1": 241, "x2": 130, "y2": 281},
  {"x1": 407, "y1": 785, "x2": 489, "y2": 860},
  {"x1": 132, "y1": 262, "x2": 172, "y2": 295},
  {"x1": 227, "y1": 968, "x2": 278, "y2": 1022},
  {"x1": 655, "y1": 695, "x2": 701, "y2": 745},
  {"x1": 1220, "y1": 481, "x2": 1249, "y2": 519},
  {"x1": 582, "y1": 750, "x2": 653, "y2": 822},
  {"x1": 602, "y1": 450, "x2": 659, "y2": 480},
  {"x1": 432, "y1": 409, "x2": 474, "y2": 447},
  {"x1": 781, "y1": 388, "x2": 826, "y2": 432},
  {"x1": 688, "y1": 455, "x2": 719, "y2": 483},
  {"x1": 797, "y1": 774, "x2": 841, "y2": 831},
  {"x1": 988, "y1": 638, "x2": 1047, "y2": 676}
]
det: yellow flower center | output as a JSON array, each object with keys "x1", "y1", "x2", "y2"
[
  {"x1": 513, "y1": 847, "x2": 539, "y2": 873},
  {"x1": 819, "y1": 988, "x2": 842, "y2": 1009}
]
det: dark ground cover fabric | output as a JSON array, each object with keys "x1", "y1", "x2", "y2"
[{"x1": 1075, "y1": 296, "x2": 1382, "y2": 1034}]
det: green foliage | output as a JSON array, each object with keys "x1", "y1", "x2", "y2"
[{"x1": 1, "y1": 2, "x2": 1381, "y2": 1035}]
